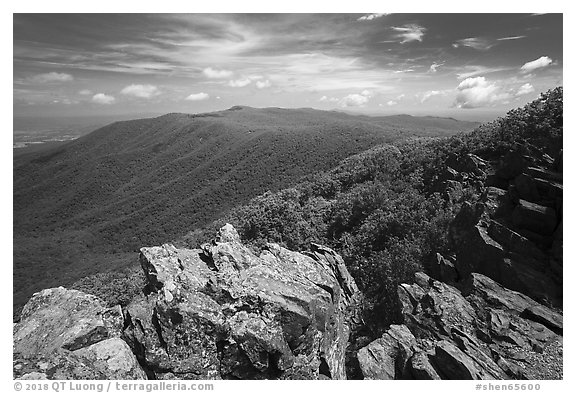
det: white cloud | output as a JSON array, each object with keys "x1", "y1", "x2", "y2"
[
  {"x1": 452, "y1": 37, "x2": 494, "y2": 50},
  {"x1": 228, "y1": 78, "x2": 252, "y2": 87},
  {"x1": 516, "y1": 83, "x2": 535, "y2": 96},
  {"x1": 497, "y1": 36, "x2": 527, "y2": 41},
  {"x1": 92, "y1": 93, "x2": 115, "y2": 105},
  {"x1": 357, "y1": 13, "x2": 388, "y2": 21},
  {"x1": 420, "y1": 90, "x2": 444, "y2": 103},
  {"x1": 202, "y1": 67, "x2": 233, "y2": 79},
  {"x1": 256, "y1": 80, "x2": 271, "y2": 89},
  {"x1": 52, "y1": 98, "x2": 77, "y2": 105},
  {"x1": 454, "y1": 77, "x2": 511, "y2": 108},
  {"x1": 391, "y1": 24, "x2": 426, "y2": 43},
  {"x1": 520, "y1": 56, "x2": 553, "y2": 73},
  {"x1": 456, "y1": 65, "x2": 512, "y2": 80},
  {"x1": 429, "y1": 62, "x2": 444, "y2": 73},
  {"x1": 30, "y1": 72, "x2": 74, "y2": 83},
  {"x1": 185, "y1": 92, "x2": 209, "y2": 101},
  {"x1": 78, "y1": 89, "x2": 92, "y2": 96},
  {"x1": 386, "y1": 100, "x2": 398, "y2": 106},
  {"x1": 120, "y1": 84, "x2": 159, "y2": 98},
  {"x1": 320, "y1": 95, "x2": 338, "y2": 103},
  {"x1": 340, "y1": 92, "x2": 371, "y2": 107}
]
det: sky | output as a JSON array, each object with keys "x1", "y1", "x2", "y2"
[{"x1": 13, "y1": 13, "x2": 563, "y2": 121}]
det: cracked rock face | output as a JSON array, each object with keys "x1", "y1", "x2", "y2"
[
  {"x1": 13, "y1": 288, "x2": 145, "y2": 380},
  {"x1": 123, "y1": 224, "x2": 362, "y2": 380},
  {"x1": 357, "y1": 272, "x2": 562, "y2": 380},
  {"x1": 13, "y1": 224, "x2": 361, "y2": 380}
]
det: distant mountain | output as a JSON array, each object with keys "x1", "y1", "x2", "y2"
[{"x1": 13, "y1": 106, "x2": 478, "y2": 312}]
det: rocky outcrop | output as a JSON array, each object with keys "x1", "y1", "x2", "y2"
[
  {"x1": 123, "y1": 224, "x2": 361, "y2": 379},
  {"x1": 441, "y1": 145, "x2": 562, "y2": 306},
  {"x1": 355, "y1": 142, "x2": 563, "y2": 381},
  {"x1": 357, "y1": 272, "x2": 563, "y2": 380},
  {"x1": 13, "y1": 288, "x2": 145, "y2": 379},
  {"x1": 14, "y1": 224, "x2": 361, "y2": 380}
]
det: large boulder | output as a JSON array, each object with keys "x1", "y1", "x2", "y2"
[
  {"x1": 13, "y1": 287, "x2": 145, "y2": 379},
  {"x1": 512, "y1": 199, "x2": 558, "y2": 235},
  {"x1": 496, "y1": 150, "x2": 526, "y2": 180},
  {"x1": 357, "y1": 325, "x2": 416, "y2": 379},
  {"x1": 122, "y1": 224, "x2": 362, "y2": 380}
]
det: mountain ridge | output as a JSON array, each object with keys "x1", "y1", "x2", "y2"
[{"x1": 14, "y1": 106, "x2": 478, "y2": 313}]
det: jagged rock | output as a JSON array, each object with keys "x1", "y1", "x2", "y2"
[
  {"x1": 430, "y1": 253, "x2": 458, "y2": 283},
  {"x1": 533, "y1": 177, "x2": 563, "y2": 201},
  {"x1": 14, "y1": 339, "x2": 146, "y2": 380},
  {"x1": 486, "y1": 220, "x2": 546, "y2": 271},
  {"x1": 451, "y1": 167, "x2": 561, "y2": 305},
  {"x1": 483, "y1": 187, "x2": 513, "y2": 218},
  {"x1": 14, "y1": 287, "x2": 122, "y2": 356},
  {"x1": 408, "y1": 352, "x2": 441, "y2": 379},
  {"x1": 443, "y1": 166, "x2": 459, "y2": 181},
  {"x1": 553, "y1": 149, "x2": 563, "y2": 172},
  {"x1": 496, "y1": 151, "x2": 526, "y2": 180},
  {"x1": 73, "y1": 338, "x2": 147, "y2": 379},
  {"x1": 357, "y1": 272, "x2": 563, "y2": 380},
  {"x1": 123, "y1": 224, "x2": 361, "y2": 380},
  {"x1": 445, "y1": 180, "x2": 464, "y2": 202},
  {"x1": 446, "y1": 153, "x2": 487, "y2": 176},
  {"x1": 514, "y1": 174, "x2": 540, "y2": 202},
  {"x1": 526, "y1": 167, "x2": 563, "y2": 183},
  {"x1": 521, "y1": 305, "x2": 563, "y2": 335},
  {"x1": 431, "y1": 340, "x2": 481, "y2": 379},
  {"x1": 357, "y1": 325, "x2": 416, "y2": 379},
  {"x1": 512, "y1": 199, "x2": 557, "y2": 235},
  {"x1": 14, "y1": 351, "x2": 106, "y2": 380},
  {"x1": 13, "y1": 287, "x2": 145, "y2": 379}
]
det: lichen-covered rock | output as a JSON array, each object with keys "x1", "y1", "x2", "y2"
[
  {"x1": 357, "y1": 325, "x2": 416, "y2": 379},
  {"x1": 73, "y1": 338, "x2": 147, "y2": 379},
  {"x1": 14, "y1": 288, "x2": 110, "y2": 355},
  {"x1": 123, "y1": 224, "x2": 361, "y2": 380},
  {"x1": 13, "y1": 288, "x2": 145, "y2": 379}
]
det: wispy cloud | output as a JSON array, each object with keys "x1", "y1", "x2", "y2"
[
  {"x1": 78, "y1": 89, "x2": 93, "y2": 96},
  {"x1": 120, "y1": 84, "x2": 160, "y2": 99},
  {"x1": 456, "y1": 65, "x2": 512, "y2": 80},
  {"x1": 92, "y1": 93, "x2": 115, "y2": 105},
  {"x1": 420, "y1": 90, "x2": 445, "y2": 103},
  {"x1": 30, "y1": 72, "x2": 74, "y2": 83},
  {"x1": 185, "y1": 92, "x2": 209, "y2": 101},
  {"x1": 391, "y1": 24, "x2": 426, "y2": 43},
  {"x1": 497, "y1": 36, "x2": 527, "y2": 41},
  {"x1": 520, "y1": 56, "x2": 553, "y2": 73},
  {"x1": 202, "y1": 67, "x2": 233, "y2": 79},
  {"x1": 452, "y1": 37, "x2": 494, "y2": 50},
  {"x1": 357, "y1": 13, "x2": 389, "y2": 21}
]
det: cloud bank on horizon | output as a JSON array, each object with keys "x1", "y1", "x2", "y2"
[{"x1": 13, "y1": 13, "x2": 562, "y2": 121}]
